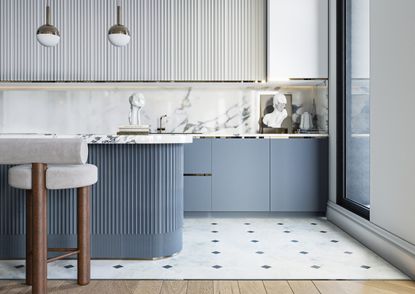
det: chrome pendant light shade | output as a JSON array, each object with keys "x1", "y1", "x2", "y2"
[
  {"x1": 36, "y1": 4, "x2": 60, "y2": 47},
  {"x1": 108, "y1": 5, "x2": 130, "y2": 47}
]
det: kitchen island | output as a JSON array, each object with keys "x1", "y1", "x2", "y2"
[{"x1": 0, "y1": 134, "x2": 193, "y2": 259}]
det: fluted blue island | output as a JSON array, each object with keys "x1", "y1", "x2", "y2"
[{"x1": 0, "y1": 134, "x2": 193, "y2": 259}]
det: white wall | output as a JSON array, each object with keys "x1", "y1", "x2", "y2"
[{"x1": 370, "y1": 0, "x2": 415, "y2": 245}]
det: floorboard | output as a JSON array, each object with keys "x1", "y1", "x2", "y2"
[
  {"x1": 213, "y1": 280, "x2": 240, "y2": 294},
  {"x1": 238, "y1": 281, "x2": 266, "y2": 294},
  {"x1": 160, "y1": 280, "x2": 187, "y2": 294},
  {"x1": 129, "y1": 280, "x2": 163, "y2": 294},
  {"x1": 263, "y1": 281, "x2": 293, "y2": 294},
  {"x1": 288, "y1": 281, "x2": 320, "y2": 294},
  {"x1": 187, "y1": 280, "x2": 213, "y2": 294}
]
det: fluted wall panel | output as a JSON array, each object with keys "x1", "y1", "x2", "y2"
[
  {"x1": 0, "y1": 169, "x2": 82, "y2": 236},
  {"x1": 0, "y1": 144, "x2": 184, "y2": 258},
  {"x1": 0, "y1": 0, "x2": 266, "y2": 82}
]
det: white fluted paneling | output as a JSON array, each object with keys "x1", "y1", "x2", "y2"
[{"x1": 0, "y1": 0, "x2": 266, "y2": 82}]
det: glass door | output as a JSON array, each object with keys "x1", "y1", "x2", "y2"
[{"x1": 337, "y1": 0, "x2": 370, "y2": 219}]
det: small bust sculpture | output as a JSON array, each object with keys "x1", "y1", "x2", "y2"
[
  {"x1": 262, "y1": 92, "x2": 288, "y2": 128},
  {"x1": 128, "y1": 93, "x2": 145, "y2": 125}
]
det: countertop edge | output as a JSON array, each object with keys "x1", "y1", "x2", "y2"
[{"x1": 0, "y1": 133, "x2": 328, "y2": 144}]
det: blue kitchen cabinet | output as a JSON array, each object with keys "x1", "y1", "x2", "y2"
[
  {"x1": 184, "y1": 138, "x2": 212, "y2": 174},
  {"x1": 212, "y1": 139, "x2": 270, "y2": 211},
  {"x1": 270, "y1": 138, "x2": 328, "y2": 212},
  {"x1": 184, "y1": 176, "x2": 211, "y2": 211},
  {"x1": 184, "y1": 139, "x2": 212, "y2": 211}
]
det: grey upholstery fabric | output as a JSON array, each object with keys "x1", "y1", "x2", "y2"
[
  {"x1": 0, "y1": 138, "x2": 88, "y2": 164},
  {"x1": 9, "y1": 164, "x2": 98, "y2": 190}
]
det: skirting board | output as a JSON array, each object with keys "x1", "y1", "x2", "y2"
[{"x1": 327, "y1": 201, "x2": 415, "y2": 279}]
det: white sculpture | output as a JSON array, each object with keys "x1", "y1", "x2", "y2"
[
  {"x1": 262, "y1": 92, "x2": 288, "y2": 128},
  {"x1": 128, "y1": 93, "x2": 145, "y2": 126}
]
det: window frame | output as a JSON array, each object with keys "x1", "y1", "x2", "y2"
[{"x1": 336, "y1": 0, "x2": 370, "y2": 220}]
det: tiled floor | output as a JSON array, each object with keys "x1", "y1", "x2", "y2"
[{"x1": 0, "y1": 216, "x2": 408, "y2": 280}]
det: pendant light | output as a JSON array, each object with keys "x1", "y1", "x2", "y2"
[
  {"x1": 36, "y1": 0, "x2": 60, "y2": 47},
  {"x1": 108, "y1": 0, "x2": 131, "y2": 47}
]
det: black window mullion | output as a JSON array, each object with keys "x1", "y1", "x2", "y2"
[{"x1": 336, "y1": 0, "x2": 370, "y2": 220}]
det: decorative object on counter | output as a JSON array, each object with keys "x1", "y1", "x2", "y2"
[
  {"x1": 258, "y1": 91, "x2": 292, "y2": 134},
  {"x1": 117, "y1": 125, "x2": 149, "y2": 135},
  {"x1": 128, "y1": 93, "x2": 145, "y2": 125},
  {"x1": 157, "y1": 114, "x2": 168, "y2": 133},
  {"x1": 108, "y1": 0, "x2": 130, "y2": 47},
  {"x1": 36, "y1": 0, "x2": 60, "y2": 47},
  {"x1": 117, "y1": 93, "x2": 149, "y2": 135},
  {"x1": 291, "y1": 104, "x2": 303, "y2": 133},
  {"x1": 312, "y1": 98, "x2": 318, "y2": 130},
  {"x1": 300, "y1": 111, "x2": 313, "y2": 131}
]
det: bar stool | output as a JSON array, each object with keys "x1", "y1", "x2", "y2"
[{"x1": 0, "y1": 138, "x2": 98, "y2": 294}]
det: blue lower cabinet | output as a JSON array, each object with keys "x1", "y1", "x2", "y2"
[
  {"x1": 183, "y1": 137, "x2": 328, "y2": 213},
  {"x1": 184, "y1": 138, "x2": 212, "y2": 174},
  {"x1": 212, "y1": 139, "x2": 270, "y2": 211},
  {"x1": 184, "y1": 176, "x2": 212, "y2": 211},
  {"x1": 184, "y1": 138, "x2": 212, "y2": 212},
  {"x1": 270, "y1": 138, "x2": 328, "y2": 212}
]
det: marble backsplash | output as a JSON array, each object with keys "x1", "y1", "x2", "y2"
[{"x1": 0, "y1": 85, "x2": 328, "y2": 135}]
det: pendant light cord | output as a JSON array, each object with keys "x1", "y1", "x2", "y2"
[
  {"x1": 46, "y1": 0, "x2": 50, "y2": 25},
  {"x1": 117, "y1": 6, "x2": 122, "y2": 25},
  {"x1": 116, "y1": 0, "x2": 122, "y2": 25}
]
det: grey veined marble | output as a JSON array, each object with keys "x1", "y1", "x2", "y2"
[
  {"x1": 0, "y1": 86, "x2": 328, "y2": 135},
  {"x1": 167, "y1": 88, "x2": 253, "y2": 134}
]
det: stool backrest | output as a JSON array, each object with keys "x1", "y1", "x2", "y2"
[{"x1": 0, "y1": 138, "x2": 88, "y2": 164}]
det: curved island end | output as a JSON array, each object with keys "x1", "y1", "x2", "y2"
[{"x1": 84, "y1": 134, "x2": 193, "y2": 259}]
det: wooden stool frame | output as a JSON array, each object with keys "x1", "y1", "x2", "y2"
[{"x1": 25, "y1": 163, "x2": 91, "y2": 294}]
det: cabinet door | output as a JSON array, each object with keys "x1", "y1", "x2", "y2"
[
  {"x1": 267, "y1": 0, "x2": 328, "y2": 80},
  {"x1": 184, "y1": 138, "x2": 212, "y2": 212},
  {"x1": 184, "y1": 176, "x2": 211, "y2": 212},
  {"x1": 212, "y1": 139, "x2": 270, "y2": 211},
  {"x1": 184, "y1": 139, "x2": 212, "y2": 174},
  {"x1": 270, "y1": 138, "x2": 328, "y2": 212}
]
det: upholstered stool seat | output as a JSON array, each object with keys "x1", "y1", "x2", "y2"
[
  {"x1": 0, "y1": 137, "x2": 97, "y2": 294},
  {"x1": 9, "y1": 164, "x2": 98, "y2": 190}
]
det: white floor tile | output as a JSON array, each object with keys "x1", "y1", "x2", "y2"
[{"x1": 0, "y1": 216, "x2": 408, "y2": 280}]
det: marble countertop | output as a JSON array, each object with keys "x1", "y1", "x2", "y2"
[
  {"x1": 195, "y1": 133, "x2": 328, "y2": 139},
  {"x1": 83, "y1": 134, "x2": 194, "y2": 144},
  {"x1": 0, "y1": 133, "x2": 328, "y2": 144},
  {"x1": 0, "y1": 134, "x2": 193, "y2": 144}
]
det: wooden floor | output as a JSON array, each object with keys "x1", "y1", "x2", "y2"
[{"x1": 1, "y1": 280, "x2": 415, "y2": 294}]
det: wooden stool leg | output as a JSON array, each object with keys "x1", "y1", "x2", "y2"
[
  {"x1": 32, "y1": 163, "x2": 47, "y2": 294},
  {"x1": 26, "y1": 190, "x2": 33, "y2": 285},
  {"x1": 77, "y1": 186, "x2": 91, "y2": 285}
]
